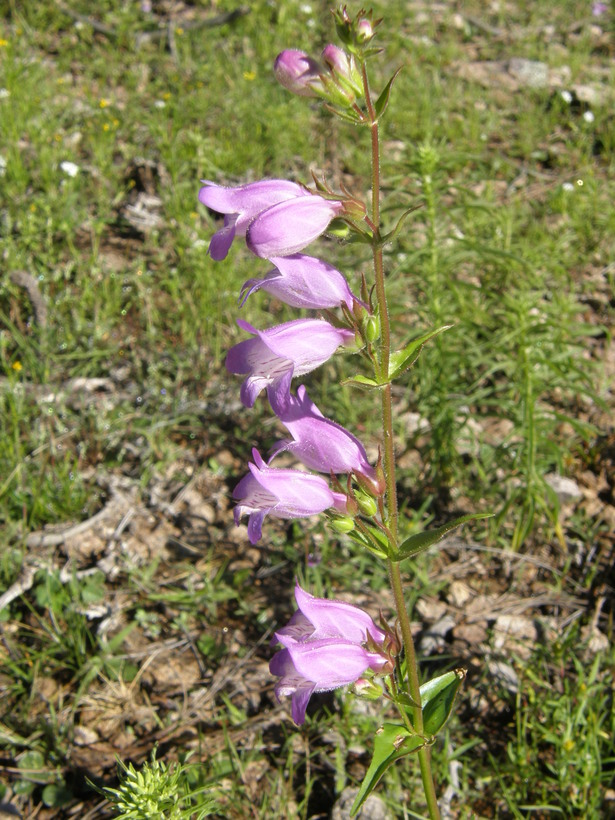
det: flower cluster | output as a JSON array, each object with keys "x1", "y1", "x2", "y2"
[
  {"x1": 200, "y1": 172, "x2": 382, "y2": 545},
  {"x1": 201, "y1": 15, "x2": 391, "y2": 726},
  {"x1": 269, "y1": 582, "x2": 392, "y2": 724}
]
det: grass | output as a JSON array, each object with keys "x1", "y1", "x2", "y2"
[{"x1": 0, "y1": 0, "x2": 614, "y2": 817}]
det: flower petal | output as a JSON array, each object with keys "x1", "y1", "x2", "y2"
[{"x1": 246, "y1": 196, "x2": 344, "y2": 258}]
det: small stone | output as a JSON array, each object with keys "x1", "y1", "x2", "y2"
[
  {"x1": 487, "y1": 660, "x2": 518, "y2": 693},
  {"x1": 448, "y1": 580, "x2": 472, "y2": 608},
  {"x1": 545, "y1": 473, "x2": 582, "y2": 504},
  {"x1": 332, "y1": 787, "x2": 393, "y2": 820},
  {"x1": 507, "y1": 58, "x2": 548, "y2": 88}
]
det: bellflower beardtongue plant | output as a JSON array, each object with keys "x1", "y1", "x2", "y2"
[
  {"x1": 269, "y1": 581, "x2": 391, "y2": 725},
  {"x1": 198, "y1": 179, "x2": 310, "y2": 260},
  {"x1": 225, "y1": 318, "x2": 354, "y2": 410},
  {"x1": 202, "y1": 7, "x2": 482, "y2": 817},
  {"x1": 239, "y1": 253, "x2": 357, "y2": 310},
  {"x1": 233, "y1": 450, "x2": 347, "y2": 544},
  {"x1": 269, "y1": 384, "x2": 378, "y2": 482}
]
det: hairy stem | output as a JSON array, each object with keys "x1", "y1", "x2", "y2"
[{"x1": 361, "y1": 62, "x2": 441, "y2": 820}]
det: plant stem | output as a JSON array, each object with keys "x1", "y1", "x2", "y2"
[{"x1": 361, "y1": 63, "x2": 441, "y2": 820}]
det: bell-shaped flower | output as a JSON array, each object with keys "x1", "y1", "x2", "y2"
[
  {"x1": 270, "y1": 581, "x2": 388, "y2": 724},
  {"x1": 198, "y1": 179, "x2": 310, "y2": 261},
  {"x1": 225, "y1": 318, "x2": 354, "y2": 410},
  {"x1": 233, "y1": 450, "x2": 347, "y2": 544},
  {"x1": 274, "y1": 49, "x2": 324, "y2": 97},
  {"x1": 246, "y1": 195, "x2": 344, "y2": 259},
  {"x1": 239, "y1": 254, "x2": 356, "y2": 310},
  {"x1": 269, "y1": 385, "x2": 377, "y2": 481}
]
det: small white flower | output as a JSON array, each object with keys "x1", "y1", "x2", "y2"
[
  {"x1": 154, "y1": 100, "x2": 166, "y2": 109},
  {"x1": 0, "y1": 156, "x2": 6, "y2": 177},
  {"x1": 562, "y1": 182, "x2": 574, "y2": 192},
  {"x1": 583, "y1": 110, "x2": 595, "y2": 123},
  {"x1": 560, "y1": 90, "x2": 573, "y2": 104},
  {"x1": 60, "y1": 160, "x2": 80, "y2": 177},
  {"x1": 0, "y1": 88, "x2": 10, "y2": 99}
]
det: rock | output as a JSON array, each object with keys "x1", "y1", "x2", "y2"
[
  {"x1": 332, "y1": 787, "x2": 393, "y2": 820},
  {"x1": 448, "y1": 580, "x2": 472, "y2": 608},
  {"x1": 493, "y1": 614, "x2": 538, "y2": 659},
  {"x1": 545, "y1": 473, "x2": 583, "y2": 504},
  {"x1": 487, "y1": 660, "x2": 519, "y2": 693},
  {"x1": 507, "y1": 58, "x2": 548, "y2": 88}
]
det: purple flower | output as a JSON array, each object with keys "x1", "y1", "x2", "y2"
[
  {"x1": 239, "y1": 254, "x2": 356, "y2": 310},
  {"x1": 269, "y1": 384, "x2": 377, "y2": 480},
  {"x1": 225, "y1": 318, "x2": 354, "y2": 410},
  {"x1": 270, "y1": 581, "x2": 388, "y2": 724},
  {"x1": 198, "y1": 179, "x2": 310, "y2": 260},
  {"x1": 246, "y1": 195, "x2": 344, "y2": 259},
  {"x1": 233, "y1": 450, "x2": 347, "y2": 544},
  {"x1": 274, "y1": 49, "x2": 324, "y2": 97},
  {"x1": 592, "y1": 2, "x2": 608, "y2": 16}
]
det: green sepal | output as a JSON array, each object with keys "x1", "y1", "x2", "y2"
[
  {"x1": 324, "y1": 103, "x2": 365, "y2": 124},
  {"x1": 388, "y1": 325, "x2": 452, "y2": 381},
  {"x1": 396, "y1": 513, "x2": 493, "y2": 562},
  {"x1": 420, "y1": 669, "x2": 466, "y2": 736},
  {"x1": 373, "y1": 67, "x2": 402, "y2": 121},
  {"x1": 350, "y1": 724, "x2": 424, "y2": 816}
]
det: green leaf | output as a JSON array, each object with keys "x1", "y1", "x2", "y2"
[
  {"x1": 345, "y1": 525, "x2": 390, "y2": 559},
  {"x1": 350, "y1": 723, "x2": 424, "y2": 816},
  {"x1": 341, "y1": 374, "x2": 388, "y2": 389},
  {"x1": 420, "y1": 668, "x2": 466, "y2": 736},
  {"x1": 379, "y1": 204, "x2": 423, "y2": 247},
  {"x1": 374, "y1": 67, "x2": 402, "y2": 120},
  {"x1": 396, "y1": 513, "x2": 493, "y2": 562},
  {"x1": 388, "y1": 325, "x2": 452, "y2": 381}
]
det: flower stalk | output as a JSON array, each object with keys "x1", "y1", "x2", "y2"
[{"x1": 361, "y1": 57, "x2": 441, "y2": 820}]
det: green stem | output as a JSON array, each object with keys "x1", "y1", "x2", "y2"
[{"x1": 361, "y1": 63, "x2": 441, "y2": 820}]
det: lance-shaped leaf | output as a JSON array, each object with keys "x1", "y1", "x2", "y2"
[
  {"x1": 373, "y1": 67, "x2": 402, "y2": 121},
  {"x1": 341, "y1": 374, "x2": 388, "y2": 390},
  {"x1": 344, "y1": 523, "x2": 391, "y2": 559},
  {"x1": 420, "y1": 668, "x2": 466, "y2": 737},
  {"x1": 351, "y1": 669, "x2": 466, "y2": 815},
  {"x1": 350, "y1": 724, "x2": 424, "y2": 816},
  {"x1": 388, "y1": 325, "x2": 452, "y2": 381},
  {"x1": 395, "y1": 513, "x2": 493, "y2": 561}
]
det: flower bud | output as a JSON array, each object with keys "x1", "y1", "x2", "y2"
[
  {"x1": 363, "y1": 314, "x2": 380, "y2": 343},
  {"x1": 357, "y1": 19, "x2": 374, "y2": 43},
  {"x1": 329, "y1": 515, "x2": 355, "y2": 534},
  {"x1": 354, "y1": 490, "x2": 378, "y2": 518},
  {"x1": 321, "y1": 44, "x2": 363, "y2": 101},
  {"x1": 274, "y1": 50, "x2": 323, "y2": 97},
  {"x1": 353, "y1": 677, "x2": 384, "y2": 700}
]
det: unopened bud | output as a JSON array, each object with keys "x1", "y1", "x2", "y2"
[
  {"x1": 353, "y1": 677, "x2": 383, "y2": 700},
  {"x1": 357, "y1": 19, "x2": 374, "y2": 43},
  {"x1": 354, "y1": 490, "x2": 378, "y2": 517},
  {"x1": 274, "y1": 50, "x2": 323, "y2": 97},
  {"x1": 363, "y1": 314, "x2": 380, "y2": 343},
  {"x1": 355, "y1": 465, "x2": 386, "y2": 498},
  {"x1": 329, "y1": 515, "x2": 355, "y2": 534},
  {"x1": 321, "y1": 44, "x2": 363, "y2": 99}
]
